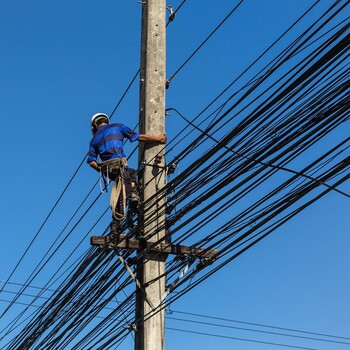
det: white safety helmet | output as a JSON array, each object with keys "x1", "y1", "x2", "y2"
[{"x1": 91, "y1": 113, "x2": 110, "y2": 133}]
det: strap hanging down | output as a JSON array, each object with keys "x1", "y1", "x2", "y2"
[
  {"x1": 110, "y1": 174, "x2": 126, "y2": 220},
  {"x1": 99, "y1": 157, "x2": 128, "y2": 220}
]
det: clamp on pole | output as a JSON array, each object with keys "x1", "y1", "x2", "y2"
[{"x1": 167, "y1": 5, "x2": 176, "y2": 22}]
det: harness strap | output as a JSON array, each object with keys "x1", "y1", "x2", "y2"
[
  {"x1": 110, "y1": 172, "x2": 127, "y2": 220},
  {"x1": 99, "y1": 167, "x2": 110, "y2": 193},
  {"x1": 98, "y1": 157, "x2": 127, "y2": 219}
]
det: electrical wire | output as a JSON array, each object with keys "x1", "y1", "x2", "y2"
[{"x1": 2, "y1": 2, "x2": 349, "y2": 348}]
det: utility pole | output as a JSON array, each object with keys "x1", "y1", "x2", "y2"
[
  {"x1": 136, "y1": 0, "x2": 166, "y2": 349},
  {"x1": 91, "y1": 2, "x2": 218, "y2": 347}
]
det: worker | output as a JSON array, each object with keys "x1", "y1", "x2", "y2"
[{"x1": 87, "y1": 113, "x2": 166, "y2": 236}]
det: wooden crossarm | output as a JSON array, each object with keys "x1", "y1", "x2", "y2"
[{"x1": 90, "y1": 235, "x2": 219, "y2": 260}]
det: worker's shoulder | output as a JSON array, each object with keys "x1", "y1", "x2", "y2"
[{"x1": 109, "y1": 122, "x2": 128, "y2": 128}]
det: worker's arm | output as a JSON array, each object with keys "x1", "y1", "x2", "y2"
[
  {"x1": 88, "y1": 161, "x2": 101, "y2": 173},
  {"x1": 138, "y1": 133, "x2": 167, "y2": 143}
]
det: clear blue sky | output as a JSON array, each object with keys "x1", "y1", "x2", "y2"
[{"x1": 0, "y1": 1, "x2": 349, "y2": 349}]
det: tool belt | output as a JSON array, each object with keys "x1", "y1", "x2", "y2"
[
  {"x1": 99, "y1": 157, "x2": 127, "y2": 220},
  {"x1": 99, "y1": 157, "x2": 127, "y2": 181}
]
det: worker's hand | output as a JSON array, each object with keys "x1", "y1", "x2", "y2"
[
  {"x1": 159, "y1": 133, "x2": 167, "y2": 143},
  {"x1": 89, "y1": 161, "x2": 101, "y2": 173}
]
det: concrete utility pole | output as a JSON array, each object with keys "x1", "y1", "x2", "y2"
[
  {"x1": 90, "y1": 3, "x2": 219, "y2": 348},
  {"x1": 136, "y1": 0, "x2": 166, "y2": 349},
  {"x1": 90, "y1": 1, "x2": 218, "y2": 347}
]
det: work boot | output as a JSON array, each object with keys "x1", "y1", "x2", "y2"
[
  {"x1": 110, "y1": 220, "x2": 121, "y2": 238},
  {"x1": 128, "y1": 189, "x2": 140, "y2": 213}
]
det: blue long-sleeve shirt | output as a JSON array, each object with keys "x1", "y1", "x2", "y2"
[{"x1": 87, "y1": 123, "x2": 140, "y2": 163}]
